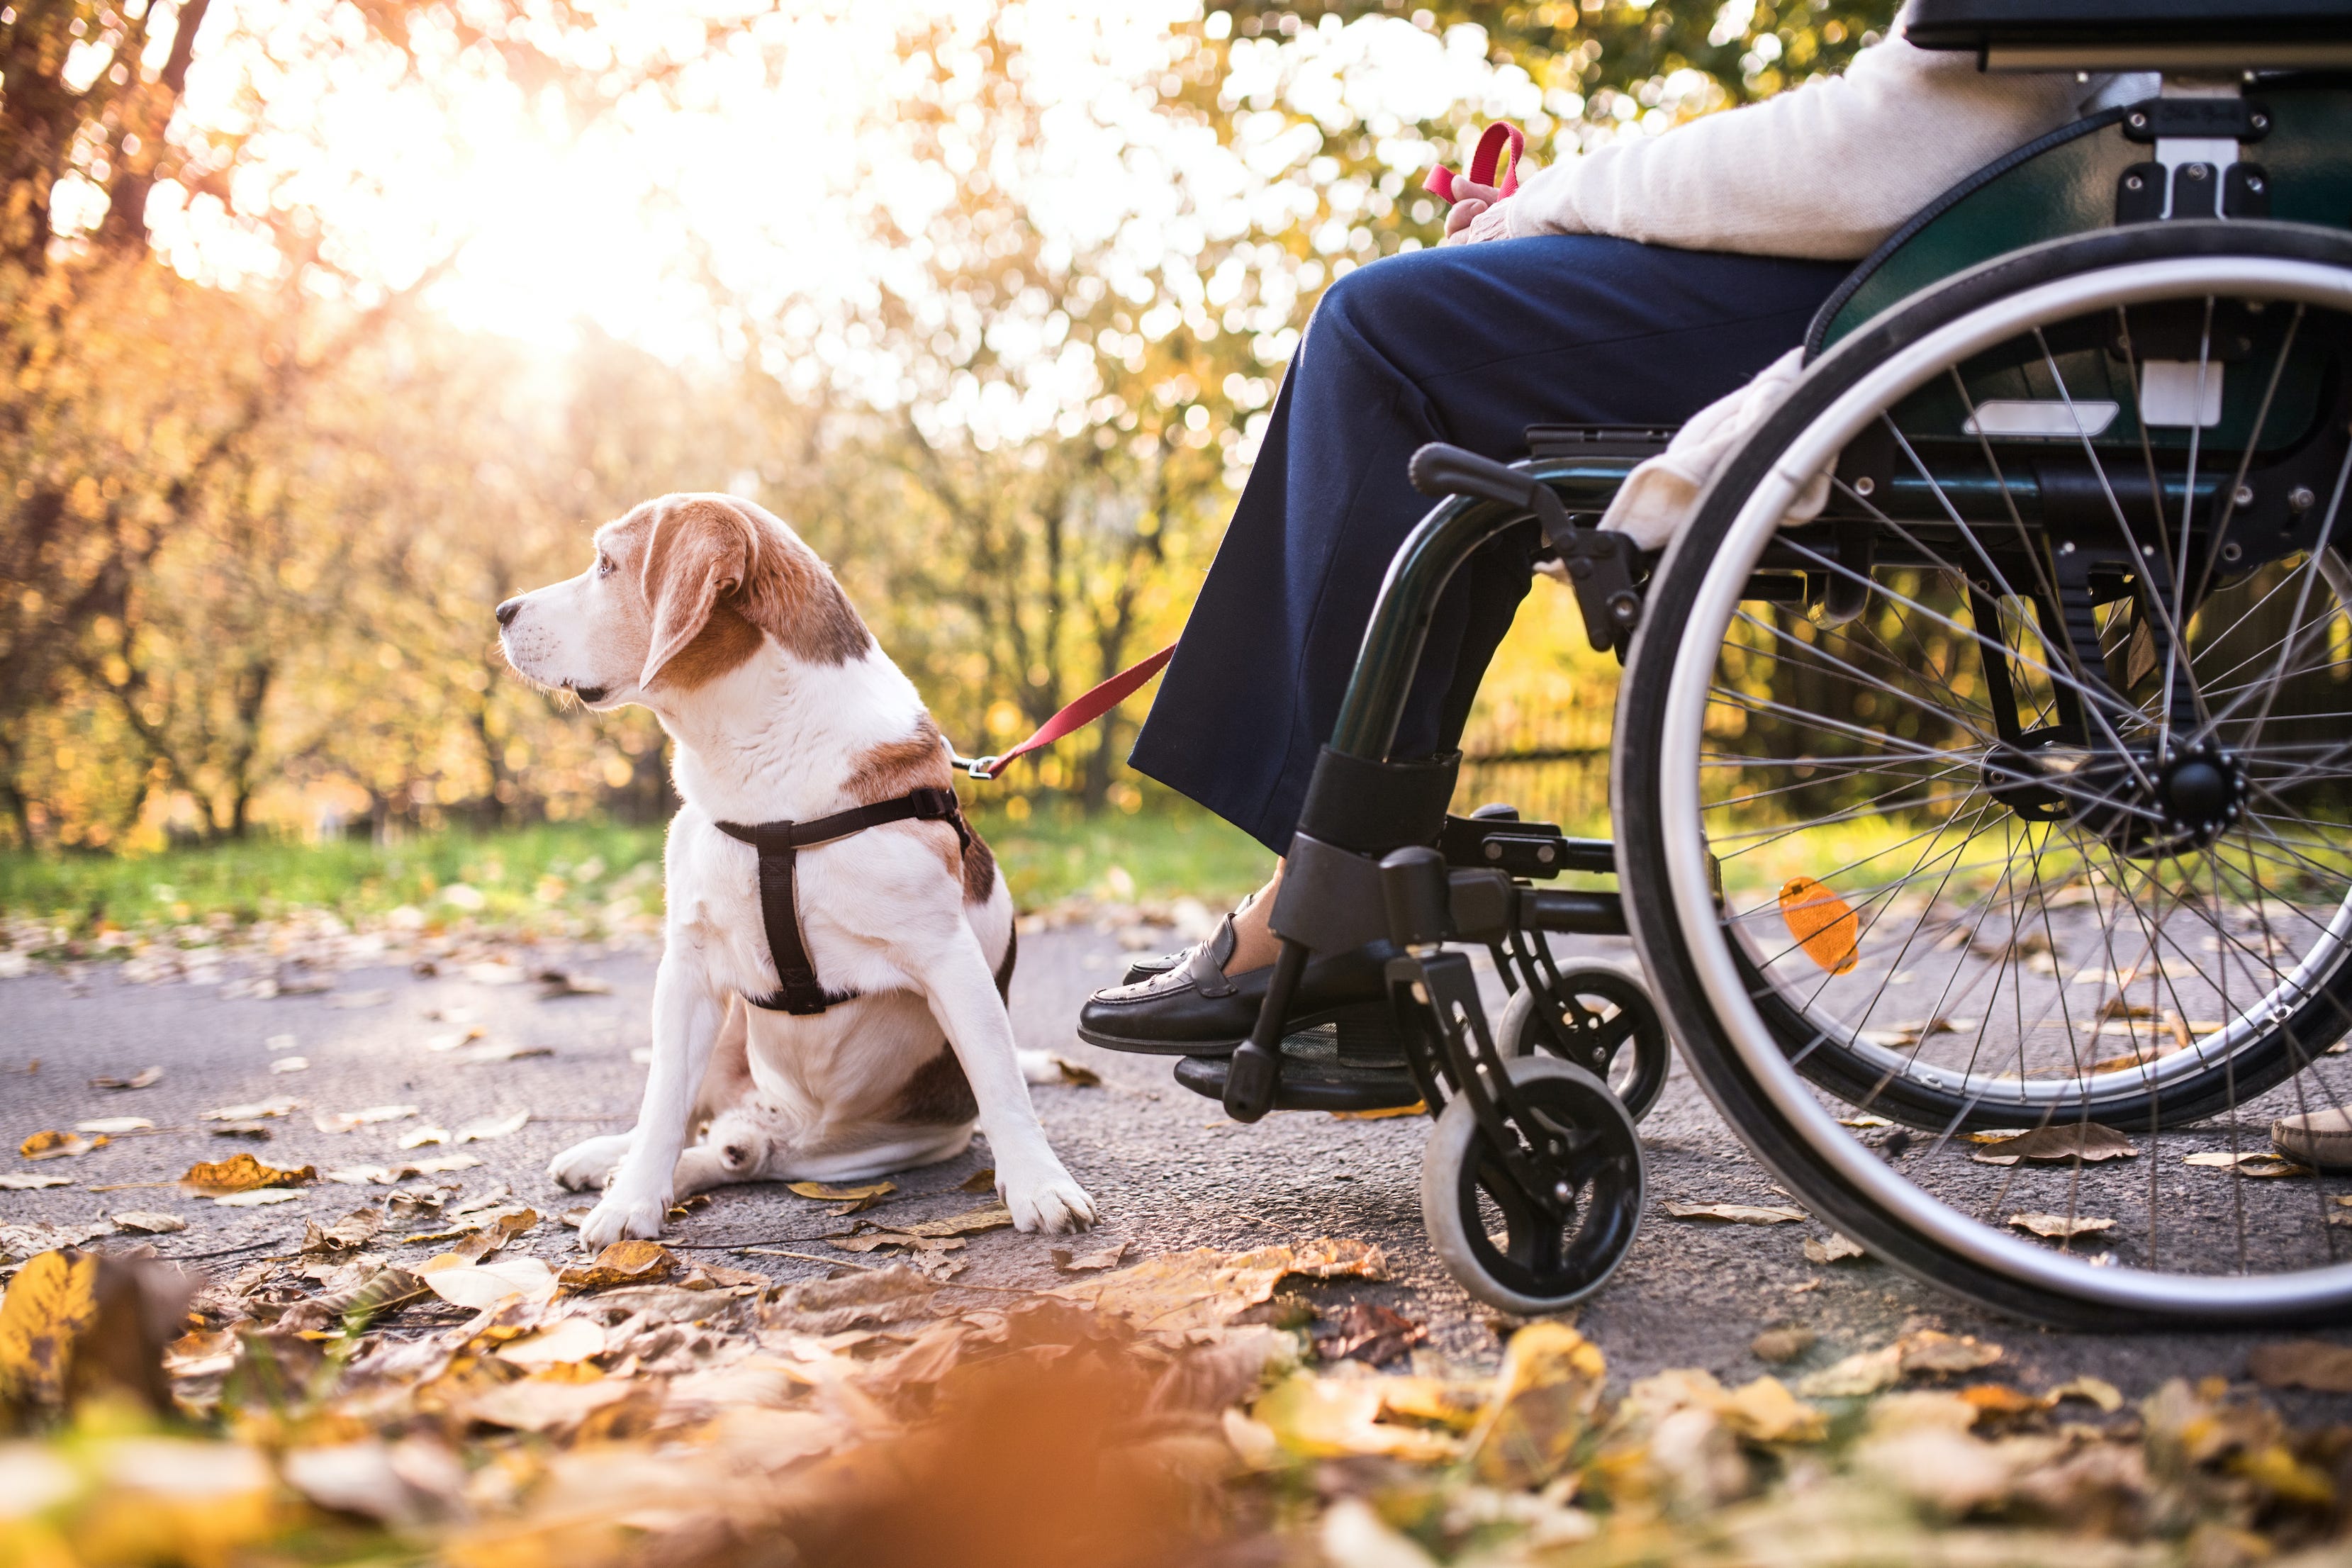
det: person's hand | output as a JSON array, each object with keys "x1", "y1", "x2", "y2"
[{"x1": 1440, "y1": 178, "x2": 1501, "y2": 245}]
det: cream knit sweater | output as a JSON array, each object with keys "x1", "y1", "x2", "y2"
[{"x1": 1491, "y1": 22, "x2": 2153, "y2": 543}]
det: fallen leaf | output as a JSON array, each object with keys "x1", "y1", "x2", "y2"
[
  {"x1": 1959, "y1": 1384, "x2": 2046, "y2": 1417},
  {"x1": 958, "y1": 1168, "x2": 995, "y2": 1193},
  {"x1": 1752, "y1": 1327, "x2": 1817, "y2": 1365},
  {"x1": 496, "y1": 1316, "x2": 607, "y2": 1368},
  {"x1": 464, "y1": 962, "x2": 527, "y2": 986},
  {"x1": 2046, "y1": 1375, "x2": 2124, "y2": 1411},
  {"x1": 109, "y1": 1212, "x2": 186, "y2": 1235},
  {"x1": 1465, "y1": 1322, "x2": 1610, "y2": 1486},
  {"x1": 0, "y1": 1248, "x2": 188, "y2": 1416},
  {"x1": 536, "y1": 968, "x2": 614, "y2": 997},
  {"x1": 1839, "y1": 1114, "x2": 1895, "y2": 1129},
  {"x1": 201, "y1": 1099, "x2": 298, "y2": 1121},
  {"x1": 398, "y1": 1110, "x2": 528, "y2": 1148},
  {"x1": 1054, "y1": 1238, "x2": 1387, "y2": 1335},
  {"x1": 1970, "y1": 1124, "x2": 2137, "y2": 1165},
  {"x1": 208, "y1": 1123, "x2": 271, "y2": 1141},
  {"x1": 449, "y1": 1041, "x2": 556, "y2": 1065},
  {"x1": 2249, "y1": 1340, "x2": 2352, "y2": 1394},
  {"x1": 1051, "y1": 1241, "x2": 1130, "y2": 1275},
  {"x1": 302, "y1": 1207, "x2": 387, "y2": 1254},
  {"x1": 1253, "y1": 1373, "x2": 1462, "y2": 1462},
  {"x1": 462, "y1": 1374, "x2": 631, "y2": 1431},
  {"x1": 1780, "y1": 877, "x2": 1859, "y2": 975},
  {"x1": 1625, "y1": 1365, "x2": 1827, "y2": 1443},
  {"x1": 426, "y1": 1027, "x2": 487, "y2": 1052},
  {"x1": 2007, "y1": 1212, "x2": 2118, "y2": 1241},
  {"x1": 19, "y1": 1131, "x2": 106, "y2": 1161},
  {"x1": 555, "y1": 1206, "x2": 592, "y2": 1229},
  {"x1": 180, "y1": 1152, "x2": 315, "y2": 1194},
  {"x1": 327, "y1": 990, "x2": 392, "y2": 1009},
  {"x1": 1899, "y1": 1331, "x2": 2005, "y2": 1377},
  {"x1": 787, "y1": 1180, "x2": 897, "y2": 1203},
  {"x1": 1804, "y1": 1233, "x2": 1867, "y2": 1264},
  {"x1": 830, "y1": 1232, "x2": 964, "y2": 1257},
  {"x1": 1330, "y1": 1103, "x2": 1426, "y2": 1120},
  {"x1": 0, "y1": 1173, "x2": 72, "y2": 1190},
  {"x1": 88, "y1": 1066, "x2": 162, "y2": 1090},
  {"x1": 1799, "y1": 1343, "x2": 1906, "y2": 1397},
  {"x1": 558, "y1": 1241, "x2": 676, "y2": 1292},
  {"x1": 269, "y1": 1057, "x2": 310, "y2": 1074},
  {"x1": 74, "y1": 1118, "x2": 152, "y2": 1136},
  {"x1": 1314, "y1": 1302, "x2": 1427, "y2": 1366},
  {"x1": 415, "y1": 1254, "x2": 559, "y2": 1311},
  {"x1": 2186, "y1": 1150, "x2": 2312, "y2": 1177},
  {"x1": 313, "y1": 1105, "x2": 420, "y2": 1134},
  {"x1": 214, "y1": 1188, "x2": 306, "y2": 1207},
  {"x1": 1049, "y1": 1056, "x2": 1101, "y2": 1086},
  {"x1": 1665, "y1": 1202, "x2": 1808, "y2": 1225}
]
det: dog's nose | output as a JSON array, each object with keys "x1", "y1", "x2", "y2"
[{"x1": 495, "y1": 597, "x2": 522, "y2": 628}]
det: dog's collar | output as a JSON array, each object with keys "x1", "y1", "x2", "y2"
[{"x1": 715, "y1": 787, "x2": 972, "y2": 1016}]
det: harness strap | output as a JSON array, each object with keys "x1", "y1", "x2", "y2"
[{"x1": 716, "y1": 785, "x2": 970, "y2": 1015}]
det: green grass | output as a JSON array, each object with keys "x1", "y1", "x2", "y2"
[{"x1": 0, "y1": 797, "x2": 1270, "y2": 938}]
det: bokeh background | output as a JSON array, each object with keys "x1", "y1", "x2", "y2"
[{"x1": 0, "y1": 0, "x2": 1897, "y2": 930}]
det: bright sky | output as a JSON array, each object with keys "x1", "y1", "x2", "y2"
[{"x1": 140, "y1": 0, "x2": 1535, "y2": 369}]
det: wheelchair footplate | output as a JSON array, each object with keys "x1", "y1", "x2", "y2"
[{"x1": 1172, "y1": 1007, "x2": 1423, "y2": 1114}]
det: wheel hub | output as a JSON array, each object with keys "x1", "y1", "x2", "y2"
[{"x1": 1988, "y1": 732, "x2": 2245, "y2": 855}]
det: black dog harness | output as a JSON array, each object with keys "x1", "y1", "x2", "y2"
[{"x1": 715, "y1": 786, "x2": 972, "y2": 1015}]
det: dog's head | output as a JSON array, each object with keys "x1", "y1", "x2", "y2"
[{"x1": 496, "y1": 493, "x2": 870, "y2": 711}]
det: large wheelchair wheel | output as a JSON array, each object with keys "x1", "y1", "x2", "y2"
[{"x1": 1618, "y1": 223, "x2": 2352, "y2": 1326}]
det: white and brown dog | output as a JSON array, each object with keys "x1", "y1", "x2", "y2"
[{"x1": 497, "y1": 493, "x2": 1097, "y2": 1245}]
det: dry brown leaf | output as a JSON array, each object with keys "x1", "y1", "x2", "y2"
[
  {"x1": 828, "y1": 1232, "x2": 963, "y2": 1257},
  {"x1": 1751, "y1": 1327, "x2": 1817, "y2": 1365},
  {"x1": 2249, "y1": 1340, "x2": 2352, "y2": 1394},
  {"x1": 1051, "y1": 1241, "x2": 1131, "y2": 1275},
  {"x1": 462, "y1": 1373, "x2": 632, "y2": 1432},
  {"x1": 108, "y1": 1212, "x2": 185, "y2": 1236},
  {"x1": 1048, "y1": 1057, "x2": 1102, "y2": 1087},
  {"x1": 214, "y1": 1188, "x2": 306, "y2": 1208},
  {"x1": 180, "y1": 1152, "x2": 315, "y2": 1194},
  {"x1": 20, "y1": 1131, "x2": 106, "y2": 1161},
  {"x1": 1970, "y1": 1124, "x2": 2137, "y2": 1165},
  {"x1": 1959, "y1": 1384, "x2": 2046, "y2": 1416},
  {"x1": 1898, "y1": 1330, "x2": 2005, "y2": 1377},
  {"x1": 893, "y1": 1204, "x2": 1014, "y2": 1239},
  {"x1": 302, "y1": 1207, "x2": 387, "y2": 1255},
  {"x1": 535, "y1": 968, "x2": 614, "y2": 997},
  {"x1": 2046, "y1": 1375, "x2": 2124, "y2": 1412},
  {"x1": 2185, "y1": 1150, "x2": 2312, "y2": 1177},
  {"x1": 1798, "y1": 1343, "x2": 1905, "y2": 1398},
  {"x1": 1805, "y1": 1233, "x2": 1867, "y2": 1264},
  {"x1": 415, "y1": 1255, "x2": 559, "y2": 1311},
  {"x1": 786, "y1": 1180, "x2": 897, "y2": 1203},
  {"x1": 0, "y1": 1173, "x2": 71, "y2": 1190},
  {"x1": 1625, "y1": 1365, "x2": 1827, "y2": 1443},
  {"x1": 1313, "y1": 1302, "x2": 1427, "y2": 1366},
  {"x1": 558, "y1": 1240, "x2": 676, "y2": 1292},
  {"x1": 958, "y1": 1167, "x2": 995, "y2": 1193},
  {"x1": 1465, "y1": 1321, "x2": 1610, "y2": 1486},
  {"x1": 1053, "y1": 1238, "x2": 1386, "y2": 1335},
  {"x1": 495, "y1": 1316, "x2": 607, "y2": 1368},
  {"x1": 88, "y1": 1066, "x2": 162, "y2": 1091},
  {"x1": 1664, "y1": 1202, "x2": 1807, "y2": 1225},
  {"x1": 0, "y1": 1248, "x2": 187, "y2": 1416},
  {"x1": 2007, "y1": 1212, "x2": 2117, "y2": 1241},
  {"x1": 201, "y1": 1098, "x2": 298, "y2": 1122}
]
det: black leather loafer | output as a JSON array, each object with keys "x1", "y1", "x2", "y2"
[
  {"x1": 1119, "y1": 948, "x2": 1187, "y2": 986},
  {"x1": 1077, "y1": 915, "x2": 1390, "y2": 1055}
]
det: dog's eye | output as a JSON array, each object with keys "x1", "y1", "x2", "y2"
[{"x1": 595, "y1": 552, "x2": 614, "y2": 578}]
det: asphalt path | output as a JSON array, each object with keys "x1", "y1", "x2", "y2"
[{"x1": 5, "y1": 923, "x2": 2351, "y2": 1414}]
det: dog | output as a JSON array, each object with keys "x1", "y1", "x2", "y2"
[{"x1": 497, "y1": 493, "x2": 1097, "y2": 1245}]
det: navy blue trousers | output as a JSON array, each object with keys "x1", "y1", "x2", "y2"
[{"x1": 1129, "y1": 235, "x2": 1852, "y2": 854}]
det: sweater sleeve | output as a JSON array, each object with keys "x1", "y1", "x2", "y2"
[{"x1": 1503, "y1": 35, "x2": 2096, "y2": 260}]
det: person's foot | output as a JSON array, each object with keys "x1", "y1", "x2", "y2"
[
  {"x1": 2273, "y1": 1107, "x2": 2352, "y2": 1172},
  {"x1": 1077, "y1": 912, "x2": 1387, "y2": 1055},
  {"x1": 1118, "y1": 866, "x2": 1284, "y2": 985}
]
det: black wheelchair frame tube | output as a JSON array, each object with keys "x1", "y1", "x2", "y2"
[{"x1": 1331, "y1": 461, "x2": 1639, "y2": 763}]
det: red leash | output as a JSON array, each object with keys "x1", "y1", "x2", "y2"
[
  {"x1": 956, "y1": 644, "x2": 1176, "y2": 780},
  {"x1": 1424, "y1": 123, "x2": 1523, "y2": 204}
]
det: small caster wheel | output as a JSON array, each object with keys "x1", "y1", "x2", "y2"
[
  {"x1": 1499, "y1": 964, "x2": 1670, "y2": 1122},
  {"x1": 1420, "y1": 1055, "x2": 1645, "y2": 1315}
]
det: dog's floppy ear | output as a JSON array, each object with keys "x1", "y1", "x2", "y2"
[{"x1": 639, "y1": 498, "x2": 757, "y2": 690}]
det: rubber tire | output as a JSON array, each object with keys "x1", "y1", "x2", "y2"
[
  {"x1": 1496, "y1": 964, "x2": 1671, "y2": 1123},
  {"x1": 1419, "y1": 1055, "x2": 1646, "y2": 1315},
  {"x1": 1615, "y1": 221, "x2": 2352, "y2": 1328}
]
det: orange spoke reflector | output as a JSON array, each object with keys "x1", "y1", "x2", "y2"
[{"x1": 1779, "y1": 877, "x2": 1859, "y2": 975}]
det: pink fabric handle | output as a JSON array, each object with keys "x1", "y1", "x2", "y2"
[
  {"x1": 1424, "y1": 122, "x2": 1524, "y2": 204},
  {"x1": 967, "y1": 643, "x2": 1176, "y2": 779}
]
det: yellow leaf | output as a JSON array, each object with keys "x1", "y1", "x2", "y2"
[
  {"x1": 786, "y1": 1179, "x2": 897, "y2": 1203},
  {"x1": 20, "y1": 1130, "x2": 106, "y2": 1161},
  {"x1": 1053, "y1": 1237, "x2": 1387, "y2": 1335},
  {"x1": 557, "y1": 1239, "x2": 676, "y2": 1291},
  {"x1": 1779, "y1": 877, "x2": 1859, "y2": 975},
  {"x1": 1329, "y1": 1102, "x2": 1426, "y2": 1120},
  {"x1": 1253, "y1": 1372, "x2": 1462, "y2": 1462},
  {"x1": 179, "y1": 1151, "x2": 315, "y2": 1193},
  {"x1": 0, "y1": 1248, "x2": 100, "y2": 1411},
  {"x1": 1465, "y1": 1321, "x2": 1608, "y2": 1488}
]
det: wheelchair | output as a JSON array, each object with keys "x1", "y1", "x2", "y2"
[{"x1": 1170, "y1": 1, "x2": 2352, "y2": 1328}]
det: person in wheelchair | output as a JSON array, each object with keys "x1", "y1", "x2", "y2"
[{"x1": 1078, "y1": 9, "x2": 2156, "y2": 1055}]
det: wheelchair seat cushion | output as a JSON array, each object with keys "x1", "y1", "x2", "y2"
[{"x1": 1907, "y1": 0, "x2": 2352, "y2": 60}]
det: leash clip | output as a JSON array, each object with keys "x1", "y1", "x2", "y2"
[{"x1": 956, "y1": 753, "x2": 1002, "y2": 781}]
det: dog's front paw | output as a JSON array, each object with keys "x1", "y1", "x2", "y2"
[
  {"x1": 578, "y1": 1190, "x2": 669, "y2": 1249},
  {"x1": 999, "y1": 1161, "x2": 1097, "y2": 1234},
  {"x1": 548, "y1": 1133, "x2": 630, "y2": 1192}
]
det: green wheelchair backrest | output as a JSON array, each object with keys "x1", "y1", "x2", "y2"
[{"x1": 1805, "y1": 78, "x2": 2352, "y2": 360}]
